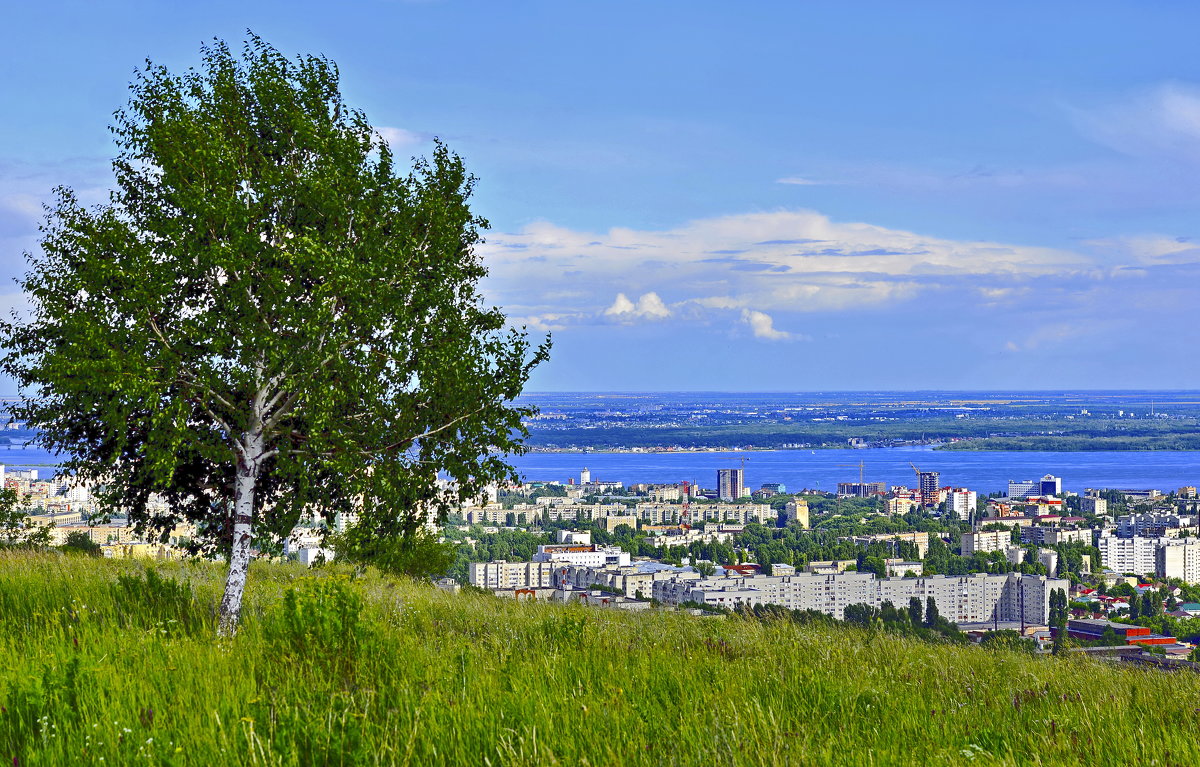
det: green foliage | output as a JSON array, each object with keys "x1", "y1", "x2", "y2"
[
  {"x1": 60, "y1": 531, "x2": 101, "y2": 557},
  {"x1": 112, "y1": 567, "x2": 207, "y2": 636},
  {"x1": 333, "y1": 525, "x2": 456, "y2": 579},
  {"x1": 263, "y1": 576, "x2": 366, "y2": 661},
  {"x1": 1109, "y1": 581, "x2": 1136, "y2": 597},
  {"x1": 3, "y1": 553, "x2": 1200, "y2": 765},
  {"x1": 979, "y1": 630, "x2": 1037, "y2": 654},
  {"x1": 0, "y1": 488, "x2": 49, "y2": 549},
  {"x1": 1050, "y1": 588, "x2": 1070, "y2": 655},
  {"x1": 925, "y1": 597, "x2": 941, "y2": 628},
  {"x1": 1, "y1": 656, "x2": 88, "y2": 758},
  {"x1": 0, "y1": 34, "x2": 547, "y2": 630},
  {"x1": 908, "y1": 596, "x2": 923, "y2": 625},
  {"x1": 816, "y1": 600, "x2": 966, "y2": 645},
  {"x1": 525, "y1": 409, "x2": 1200, "y2": 451}
]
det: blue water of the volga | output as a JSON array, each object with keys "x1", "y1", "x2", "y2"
[
  {"x1": 7, "y1": 441, "x2": 1200, "y2": 495},
  {"x1": 506, "y1": 446, "x2": 1200, "y2": 495}
]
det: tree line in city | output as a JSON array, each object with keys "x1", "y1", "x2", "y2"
[{"x1": 524, "y1": 415, "x2": 1200, "y2": 451}]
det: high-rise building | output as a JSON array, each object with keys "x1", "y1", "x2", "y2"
[
  {"x1": 579, "y1": 467, "x2": 591, "y2": 485},
  {"x1": 918, "y1": 471, "x2": 940, "y2": 506},
  {"x1": 1039, "y1": 474, "x2": 1062, "y2": 496},
  {"x1": 717, "y1": 468, "x2": 745, "y2": 502},
  {"x1": 944, "y1": 488, "x2": 977, "y2": 520}
]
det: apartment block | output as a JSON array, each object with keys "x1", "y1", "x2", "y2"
[
  {"x1": 656, "y1": 571, "x2": 1066, "y2": 625},
  {"x1": 1097, "y1": 533, "x2": 1158, "y2": 576},
  {"x1": 961, "y1": 530, "x2": 1010, "y2": 555}
]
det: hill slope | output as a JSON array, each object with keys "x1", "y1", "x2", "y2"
[{"x1": 0, "y1": 552, "x2": 1197, "y2": 766}]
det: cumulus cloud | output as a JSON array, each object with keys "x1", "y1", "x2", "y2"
[
  {"x1": 480, "y1": 209, "x2": 1087, "y2": 327},
  {"x1": 604, "y1": 291, "x2": 671, "y2": 320},
  {"x1": 740, "y1": 309, "x2": 794, "y2": 341}
]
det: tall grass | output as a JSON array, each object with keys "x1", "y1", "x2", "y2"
[{"x1": 0, "y1": 551, "x2": 1197, "y2": 765}]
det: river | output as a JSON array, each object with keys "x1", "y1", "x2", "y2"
[
  {"x1": 8, "y1": 441, "x2": 1199, "y2": 495},
  {"x1": 507, "y1": 446, "x2": 1200, "y2": 495}
]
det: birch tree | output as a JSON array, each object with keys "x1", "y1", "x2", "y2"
[{"x1": 0, "y1": 36, "x2": 548, "y2": 635}]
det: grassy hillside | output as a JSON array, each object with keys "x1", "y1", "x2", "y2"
[{"x1": 1, "y1": 553, "x2": 1198, "y2": 766}]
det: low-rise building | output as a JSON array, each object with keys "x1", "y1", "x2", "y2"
[{"x1": 1065, "y1": 619, "x2": 1176, "y2": 646}]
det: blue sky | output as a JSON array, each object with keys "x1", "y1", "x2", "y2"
[{"x1": 3, "y1": 1, "x2": 1200, "y2": 390}]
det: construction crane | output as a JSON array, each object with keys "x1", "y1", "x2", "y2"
[
  {"x1": 909, "y1": 462, "x2": 921, "y2": 481},
  {"x1": 836, "y1": 460, "x2": 867, "y2": 497},
  {"x1": 720, "y1": 455, "x2": 750, "y2": 471}
]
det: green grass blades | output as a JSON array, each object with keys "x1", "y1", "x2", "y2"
[{"x1": 1, "y1": 551, "x2": 1198, "y2": 765}]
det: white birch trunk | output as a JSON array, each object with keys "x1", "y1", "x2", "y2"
[{"x1": 218, "y1": 429, "x2": 263, "y2": 636}]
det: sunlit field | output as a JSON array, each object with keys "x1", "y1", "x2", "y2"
[{"x1": 1, "y1": 552, "x2": 1198, "y2": 766}]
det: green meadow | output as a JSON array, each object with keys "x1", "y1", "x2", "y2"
[{"x1": 1, "y1": 552, "x2": 1198, "y2": 766}]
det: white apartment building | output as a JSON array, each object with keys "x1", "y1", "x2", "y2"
[
  {"x1": 1007, "y1": 479, "x2": 1040, "y2": 499},
  {"x1": 1097, "y1": 533, "x2": 1158, "y2": 576},
  {"x1": 531, "y1": 533, "x2": 632, "y2": 567},
  {"x1": 961, "y1": 530, "x2": 1011, "y2": 555},
  {"x1": 944, "y1": 488, "x2": 977, "y2": 521},
  {"x1": 468, "y1": 560, "x2": 564, "y2": 590},
  {"x1": 1021, "y1": 526, "x2": 1092, "y2": 546},
  {"x1": 655, "y1": 571, "x2": 1066, "y2": 625},
  {"x1": 1117, "y1": 513, "x2": 1199, "y2": 538},
  {"x1": 1158, "y1": 539, "x2": 1200, "y2": 583}
]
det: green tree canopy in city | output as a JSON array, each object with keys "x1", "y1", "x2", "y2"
[{"x1": 0, "y1": 35, "x2": 548, "y2": 634}]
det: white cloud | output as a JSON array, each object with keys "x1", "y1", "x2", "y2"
[
  {"x1": 509, "y1": 313, "x2": 572, "y2": 332},
  {"x1": 377, "y1": 126, "x2": 428, "y2": 150},
  {"x1": 604, "y1": 293, "x2": 636, "y2": 316},
  {"x1": 740, "y1": 309, "x2": 794, "y2": 341},
  {"x1": 1084, "y1": 233, "x2": 1200, "y2": 266},
  {"x1": 480, "y1": 209, "x2": 1088, "y2": 326},
  {"x1": 776, "y1": 176, "x2": 823, "y2": 186},
  {"x1": 1072, "y1": 83, "x2": 1200, "y2": 162},
  {"x1": 604, "y1": 291, "x2": 671, "y2": 321}
]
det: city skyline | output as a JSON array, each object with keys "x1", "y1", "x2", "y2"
[{"x1": 3, "y1": 2, "x2": 1200, "y2": 390}]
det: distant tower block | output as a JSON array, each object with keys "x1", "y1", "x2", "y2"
[
  {"x1": 580, "y1": 467, "x2": 591, "y2": 484},
  {"x1": 717, "y1": 468, "x2": 745, "y2": 502},
  {"x1": 918, "y1": 471, "x2": 940, "y2": 506}
]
